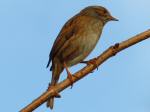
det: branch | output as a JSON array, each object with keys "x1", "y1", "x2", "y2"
[{"x1": 20, "y1": 29, "x2": 150, "y2": 112}]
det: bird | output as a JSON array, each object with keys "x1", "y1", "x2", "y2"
[{"x1": 46, "y1": 5, "x2": 118, "y2": 109}]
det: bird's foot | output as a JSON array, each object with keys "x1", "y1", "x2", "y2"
[
  {"x1": 47, "y1": 84, "x2": 61, "y2": 98},
  {"x1": 81, "y1": 58, "x2": 98, "y2": 70},
  {"x1": 63, "y1": 62, "x2": 77, "y2": 88},
  {"x1": 66, "y1": 71, "x2": 74, "y2": 89}
]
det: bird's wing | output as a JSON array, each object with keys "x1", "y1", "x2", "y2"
[{"x1": 46, "y1": 15, "x2": 79, "y2": 69}]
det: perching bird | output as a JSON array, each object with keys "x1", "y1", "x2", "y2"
[{"x1": 46, "y1": 5, "x2": 118, "y2": 109}]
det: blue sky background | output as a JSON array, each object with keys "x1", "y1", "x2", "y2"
[{"x1": 0, "y1": 0, "x2": 150, "y2": 112}]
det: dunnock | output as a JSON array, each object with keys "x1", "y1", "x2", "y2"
[{"x1": 46, "y1": 5, "x2": 118, "y2": 109}]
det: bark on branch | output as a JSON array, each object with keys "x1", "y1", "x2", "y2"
[{"x1": 20, "y1": 29, "x2": 150, "y2": 112}]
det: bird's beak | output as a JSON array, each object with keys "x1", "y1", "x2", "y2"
[{"x1": 110, "y1": 16, "x2": 119, "y2": 21}]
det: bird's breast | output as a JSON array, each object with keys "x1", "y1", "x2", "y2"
[{"x1": 81, "y1": 19, "x2": 103, "y2": 52}]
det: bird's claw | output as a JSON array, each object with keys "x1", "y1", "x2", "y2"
[
  {"x1": 63, "y1": 62, "x2": 77, "y2": 89},
  {"x1": 47, "y1": 85, "x2": 61, "y2": 98},
  {"x1": 67, "y1": 72, "x2": 74, "y2": 88},
  {"x1": 81, "y1": 58, "x2": 99, "y2": 70}
]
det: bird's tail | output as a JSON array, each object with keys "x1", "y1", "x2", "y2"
[{"x1": 47, "y1": 60, "x2": 63, "y2": 109}]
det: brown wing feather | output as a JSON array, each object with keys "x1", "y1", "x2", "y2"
[{"x1": 46, "y1": 15, "x2": 79, "y2": 69}]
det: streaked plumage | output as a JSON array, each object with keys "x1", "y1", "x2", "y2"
[{"x1": 46, "y1": 5, "x2": 118, "y2": 109}]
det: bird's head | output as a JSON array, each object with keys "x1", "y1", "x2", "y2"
[{"x1": 80, "y1": 6, "x2": 118, "y2": 24}]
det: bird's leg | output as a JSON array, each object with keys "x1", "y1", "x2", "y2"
[
  {"x1": 63, "y1": 62, "x2": 74, "y2": 88},
  {"x1": 80, "y1": 57, "x2": 99, "y2": 70},
  {"x1": 47, "y1": 83, "x2": 61, "y2": 98}
]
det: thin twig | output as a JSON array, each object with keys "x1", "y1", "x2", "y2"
[{"x1": 20, "y1": 29, "x2": 150, "y2": 112}]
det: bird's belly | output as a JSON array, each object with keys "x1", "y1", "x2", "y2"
[
  {"x1": 83, "y1": 33, "x2": 100, "y2": 53},
  {"x1": 66, "y1": 32, "x2": 100, "y2": 66}
]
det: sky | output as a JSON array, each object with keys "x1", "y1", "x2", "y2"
[{"x1": 0, "y1": 0, "x2": 150, "y2": 112}]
